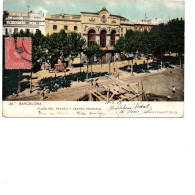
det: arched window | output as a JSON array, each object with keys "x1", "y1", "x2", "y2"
[
  {"x1": 100, "y1": 30, "x2": 107, "y2": 47},
  {"x1": 88, "y1": 29, "x2": 96, "y2": 45},
  {"x1": 111, "y1": 30, "x2": 116, "y2": 46}
]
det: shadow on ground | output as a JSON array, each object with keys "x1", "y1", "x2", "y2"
[
  {"x1": 3, "y1": 70, "x2": 33, "y2": 99},
  {"x1": 163, "y1": 56, "x2": 184, "y2": 65},
  {"x1": 119, "y1": 61, "x2": 175, "y2": 74},
  {"x1": 3, "y1": 70, "x2": 19, "y2": 98},
  {"x1": 38, "y1": 72, "x2": 107, "y2": 92}
]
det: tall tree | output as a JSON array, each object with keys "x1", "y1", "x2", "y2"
[
  {"x1": 165, "y1": 18, "x2": 184, "y2": 65},
  {"x1": 83, "y1": 43, "x2": 103, "y2": 78},
  {"x1": 67, "y1": 32, "x2": 86, "y2": 64},
  {"x1": 149, "y1": 24, "x2": 167, "y2": 67},
  {"x1": 114, "y1": 36, "x2": 126, "y2": 54},
  {"x1": 96, "y1": 49, "x2": 105, "y2": 67},
  {"x1": 45, "y1": 31, "x2": 86, "y2": 69},
  {"x1": 45, "y1": 30, "x2": 68, "y2": 68}
]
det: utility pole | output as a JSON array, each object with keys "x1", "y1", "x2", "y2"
[
  {"x1": 27, "y1": 5, "x2": 30, "y2": 15},
  {"x1": 27, "y1": 5, "x2": 30, "y2": 27}
]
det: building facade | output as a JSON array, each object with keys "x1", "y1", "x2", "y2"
[
  {"x1": 133, "y1": 18, "x2": 164, "y2": 32},
  {"x1": 45, "y1": 7, "x2": 135, "y2": 48},
  {"x1": 3, "y1": 11, "x2": 45, "y2": 36},
  {"x1": 3, "y1": 7, "x2": 164, "y2": 48}
]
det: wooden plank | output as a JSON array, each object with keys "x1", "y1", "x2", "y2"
[
  {"x1": 115, "y1": 87, "x2": 127, "y2": 94},
  {"x1": 102, "y1": 85, "x2": 109, "y2": 91},
  {"x1": 90, "y1": 91, "x2": 104, "y2": 101},
  {"x1": 120, "y1": 85, "x2": 135, "y2": 93},
  {"x1": 107, "y1": 83, "x2": 115, "y2": 88},
  {"x1": 123, "y1": 93, "x2": 134, "y2": 98},
  {"x1": 107, "y1": 88, "x2": 110, "y2": 102},
  {"x1": 119, "y1": 94, "x2": 128, "y2": 100},
  {"x1": 127, "y1": 94, "x2": 142, "y2": 101},
  {"x1": 105, "y1": 75, "x2": 135, "y2": 91},
  {"x1": 102, "y1": 84, "x2": 120, "y2": 95},
  {"x1": 109, "y1": 93, "x2": 115, "y2": 101},
  {"x1": 91, "y1": 89, "x2": 107, "y2": 100},
  {"x1": 109, "y1": 88, "x2": 120, "y2": 95}
]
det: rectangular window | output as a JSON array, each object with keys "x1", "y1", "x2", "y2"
[
  {"x1": 9, "y1": 28, "x2": 12, "y2": 35},
  {"x1": 14, "y1": 28, "x2": 18, "y2": 33},
  {"x1": 31, "y1": 29, "x2": 34, "y2": 33},
  {"x1": 5, "y1": 28, "x2": 8, "y2": 35},
  {"x1": 53, "y1": 25, "x2": 57, "y2": 30},
  {"x1": 121, "y1": 28, "x2": 123, "y2": 33},
  {"x1": 36, "y1": 21, "x2": 39, "y2": 25},
  {"x1": 74, "y1": 26, "x2": 77, "y2": 31},
  {"x1": 64, "y1": 25, "x2": 68, "y2": 30}
]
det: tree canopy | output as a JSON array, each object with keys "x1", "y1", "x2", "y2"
[
  {"x1": 115, "y1": 18, "x2": 184, "y2": 59},
  {"x1": 83, "y1": 43, "x2": 103, "y2": 61},
  {"x1": 11, "y1": 29, "x2": 86, "y2": 70}
]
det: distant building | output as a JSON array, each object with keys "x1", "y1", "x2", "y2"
[
  {"x1": 133, "y1": 18, "x2": 164, "y2": 32},
  {"x1": 151, "y1": 18, "x2": 164, "y2": 25},
  {"x1": 3, "y1": 11, "x2": 45, "y2": 36}
]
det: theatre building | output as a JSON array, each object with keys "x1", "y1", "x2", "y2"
[{"x1": 45, "y1": 7, "x2": 134, "y2": 49}]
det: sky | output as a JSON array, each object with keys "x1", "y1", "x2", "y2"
[{"x1": 3, "y1": 0, "x2": 185, "y2": 22}]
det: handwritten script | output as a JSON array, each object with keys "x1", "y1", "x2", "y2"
[{"x1": 106, "y1": 101, "x2": 152, "y2": 116}]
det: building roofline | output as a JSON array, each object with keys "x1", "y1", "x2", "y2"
[
  {"x1": 81, "y1": 12, "x2": 98, "y2": 15},
  {"x1": 50, "y1": 14, "x2": 81, "y2": 17},
  {"x1": 134, "y1": 23, "x2": 156, "y2": 26}
]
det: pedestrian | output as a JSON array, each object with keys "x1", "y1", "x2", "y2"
[
  {"x1": 172, "y1": 85, "x2": 176, "y2": 94},
  {"x1": 54, "y1": 83, "x2": 59, "y2": 91},
  {"x1": 93, "y1": 79, "x2": 99, "y2": 88}
]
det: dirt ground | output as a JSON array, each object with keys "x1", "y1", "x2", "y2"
[{"x1": 4, "y1": 59, "x2": 184, "y2": 101}]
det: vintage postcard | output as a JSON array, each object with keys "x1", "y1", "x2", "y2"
[{"x1": 2, "y1": 0, "x2": 184, "y2": 117}]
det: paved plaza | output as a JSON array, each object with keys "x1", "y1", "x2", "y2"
[{"x1": 4, "y1": 59, "x2": 184, "y2": 101}]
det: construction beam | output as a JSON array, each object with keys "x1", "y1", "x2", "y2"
[
  {"x1": 90, "y1": 90, "x2": 104, "y2": 101},
  {"x1": 105, "y1": 75, "x2": 136, "y2": 91},
  {"x1": 91, "y1": 89, "x2": 107, "y2": 101}
]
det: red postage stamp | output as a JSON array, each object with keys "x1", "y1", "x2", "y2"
[{"x1": 5, "y1": 37, "x2": 32, "y2": 70}]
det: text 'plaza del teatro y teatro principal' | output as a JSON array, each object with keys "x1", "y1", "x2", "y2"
[{"x1": 3, "y1": 7, "x2": 164, "y2": 49}]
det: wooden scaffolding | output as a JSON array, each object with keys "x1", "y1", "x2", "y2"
[{"x1": 88, "y1": 75, "x2": 146, "y2": 101}]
